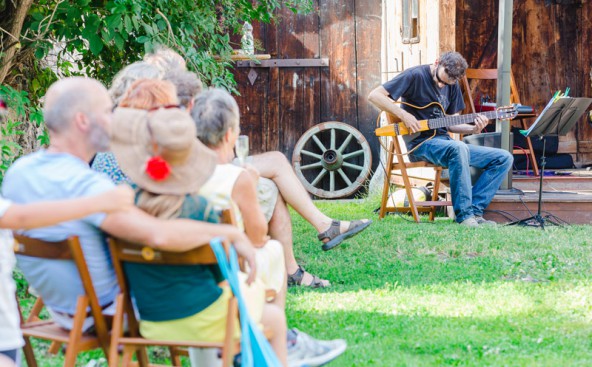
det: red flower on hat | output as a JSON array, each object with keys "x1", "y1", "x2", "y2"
[{"x1": 145, "y1": 156, "x2": 171, "y2": 181}]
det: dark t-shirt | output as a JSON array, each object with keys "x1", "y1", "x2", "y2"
[
  {"x1": 124, "y1": 194, "x2": 224, "y2": 322},
  {"x1": 383, "y1": 65, "x2": 465, "y2": 148}
]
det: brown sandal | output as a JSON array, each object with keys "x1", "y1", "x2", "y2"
[
  {"x1": 318, "y1": 219, "x2": 372, "y2": 251},
  {"x1": 287, "y1": 266, "x2": 330, "y2": 288}
]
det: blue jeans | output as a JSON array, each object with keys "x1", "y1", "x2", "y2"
[{"x1": 409, "y1": 135, "x2": 513, "y2": 222}]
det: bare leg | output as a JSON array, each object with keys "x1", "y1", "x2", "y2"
[
  {"x1": 261, "y1": 303, "x2": 288, "y2": 366},
  {"x1": 251, "y1": 151, "x2": 369, "y2": 235},
  {"x1": 268, "y1": 196, "x2": 330, "y2": 287}
]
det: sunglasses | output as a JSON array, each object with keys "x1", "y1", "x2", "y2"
[
  {"x1": 148, "y1": 104, "x2": 182, "y2": 112},
  {"x1": 435, "y1": 67, "x2": 456, "y2": 86}
]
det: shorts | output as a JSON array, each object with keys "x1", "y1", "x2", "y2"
[{"x1": 257, "y1": 178, "x2": 279, "y2": 223}]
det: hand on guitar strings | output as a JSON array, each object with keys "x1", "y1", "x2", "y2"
[{"x1": 471, "y1": 114, "x2": 489, "y2": 134}]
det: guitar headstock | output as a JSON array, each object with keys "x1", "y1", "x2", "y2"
[{"x1": 495, "y1": 105, "x2": 518, "y2": 120}]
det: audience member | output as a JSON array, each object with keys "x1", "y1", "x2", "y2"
[
  {"x1": 191, "y1": 88, "x2": 348, "y2": 365},
  {"x1": 144, "y1": 44, "x2": 187, "y2": 73},
  {"x1": 163, "y1": 68, "x2": 203, "y2": 110},
  {"x1": 0, "y1": 187, "x2": 133, "y2": 366},
  {"x1": 109, "y1": 107, "x2": 290, "y2": 365},
  {"x1": 192, "y1": 89, "x2": 369, "y2": 287},
  {"x1": 109, "y1": 61, "x2": 162, "y2": 105},
  {"x1": 101, "y1": 79, "x2": 346, "y2": 367},
  {"x1": 92, "y1": 78, "x2": 179, "y2": 185},
  {"x1": 3, "y1": 77, "x2": 257, "y2": 334}
]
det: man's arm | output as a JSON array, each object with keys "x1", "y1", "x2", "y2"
[
  {"x1": 368, "y1": 86, "x2": 422, "y2": 133},
  {"x1": 0, "y1": 186, "x2": 133, "y2": 230},
  {"x1": 101, "y1": 208, "x2": 257, "y2": 283},
  {"x1": 447, "y1": 114, "x2": 489, "y2": 134}
]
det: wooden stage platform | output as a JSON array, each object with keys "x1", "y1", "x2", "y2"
[{"x1": 484, "y1": 170, "x2": 592, "y2": 225}]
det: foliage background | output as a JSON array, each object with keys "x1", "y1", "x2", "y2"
[{"x1": 0, "y1": 0, "x2": 312, "y2": 180}]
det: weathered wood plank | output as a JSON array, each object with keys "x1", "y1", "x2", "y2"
[
  {"x1": 355, "y1": 0, "x2": 382, "y2": 171},
  {"x1": 439, "y1": 0, "x2": 456, "y2": 53},
  {"x1": 319, "y1": 0, "x2": 357, "y2": 125},
  {"x1": 457, "y1": 0, "x2": 592, "y2": 163}
]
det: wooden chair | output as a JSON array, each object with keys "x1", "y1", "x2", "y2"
[
  {"x1": 377, "y1": 112, "x2": 452, "y2": 222},
  {"x1": 107, "y1": 235, "x2": 238, "y2": 367},
  {"x1": 461, "y1": 68, "x2": 540, "y2": 176},
  {"x1": 14, "y1": 234, "x2": 111, "y2": 367}
]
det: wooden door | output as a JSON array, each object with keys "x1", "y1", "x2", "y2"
[{"x1": 231, "y1": 0, "x2": 382, "y2": 169}]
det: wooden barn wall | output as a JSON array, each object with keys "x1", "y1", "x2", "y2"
[
  {"x1": 456, "y1": 0, "x2": 592, "y2": 164},
  {"x1": 231, "y1": 0, "x2": 382, "y2": 165}
]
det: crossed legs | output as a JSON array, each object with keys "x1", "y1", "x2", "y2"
[{"x1": 251, "y1": 151, "x2": 368, "y2": 235}]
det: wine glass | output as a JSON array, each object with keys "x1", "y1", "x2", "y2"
[{"x1": 235, "y1": 135, "x2": 249, "y2": 166}]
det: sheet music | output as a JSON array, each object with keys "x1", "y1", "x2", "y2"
[{"x1": 525, "y1": 95, "x2": 592, "y2": 137}]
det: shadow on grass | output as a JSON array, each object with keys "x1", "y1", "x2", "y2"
[{"x1": 287, "y1": 309, "x2": 592, "y2": 367}]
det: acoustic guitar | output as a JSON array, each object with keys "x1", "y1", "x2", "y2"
[{"x1": 375, "y1": 104, "x2": 518, "y2": 137}]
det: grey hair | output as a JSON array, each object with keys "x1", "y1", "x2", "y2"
[
  {"x1": 144, "y1": 45, "x2": 186, "y2": 74},
  {"x1": 438, "y1": 51, "x2": 468, "y2": 80},
  {"x1": 109, "y1": 62, "x2": 162, "y2": 105},
  {"x1": 163, "y1": 69, "x2": 203, "y2": 108},
  {"x1": 191, "y1": 88, "x2": 239, "y2": 147}
]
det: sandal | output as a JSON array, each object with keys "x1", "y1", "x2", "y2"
[
  {"x1": 318, "y1": 219, "x2": 372, "y2": 251},
  {"x1": 287, "y1": 265, "x2": 330, "y2": 288}
]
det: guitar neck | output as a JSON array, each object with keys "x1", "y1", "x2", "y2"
[{"x1": 428, "y1": 110, "x2": 498, "y2": 130}]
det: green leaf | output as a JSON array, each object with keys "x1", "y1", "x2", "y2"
[
  {"x1": 85, "y1": 13, "x2": 101, "y2": 34},
  {"x1": 34, "y1": 47, "x2": 47, "y2": 60},
  {"x1": 106, "y1": 14, "x2": 123, "y2": 30},
  {"x1": 101, "y1": 28, "x2": 114, "y2": 43},
  {"x1": 124, "y1": 15, "x2": 133, "y2": 33},
  {"x1": 88, "y1": 34, "x2": 104, "y2": 55},
  {"x1": 136, "y1": 36, "x2": 150, "y2": 44},
  {"x1": 114, "y1": 33, "x2": 124, "y2": 50}
]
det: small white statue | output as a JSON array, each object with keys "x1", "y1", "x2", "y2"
[{"x1": 241, "y1": 21, "x2": 254, "y2": 55}]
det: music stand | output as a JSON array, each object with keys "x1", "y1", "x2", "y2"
[{"x1": 509, "y1": 95, "x2": 592, "y2": 228}]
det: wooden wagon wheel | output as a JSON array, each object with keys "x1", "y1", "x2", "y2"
[{"x1": 292, "y1": 122, "x2": 372, "y2": 199}]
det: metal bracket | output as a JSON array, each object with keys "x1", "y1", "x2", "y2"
[
  {"x1": 236, "y1": 58, "x2": 329, "y2": 68},
  {"x1": 247, "y1": 69, "x2": 258, "y2": 85}
]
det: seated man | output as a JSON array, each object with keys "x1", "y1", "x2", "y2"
[
  {"x1": 368, "y1": 51, "x2": 513, "y2": 227},
  {"x1": 2, "y1": 77, "x2": 257, "y2": 332},
  {"x1": 0, "y1": 186, "x2": 133, "y2": 365}
]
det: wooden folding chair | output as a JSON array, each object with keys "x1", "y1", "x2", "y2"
[
  {"x1": 13, "y1": 234, "x2": 111, "y2": 367},
  {"x1": 377, "y1": 112, "x2": 452, "y2": 222},
  {"x1": 107, "y1": 236, "x2": 238, "y2": 367},
  {"x1": 461, "y1": 68, "x2": 540, "y2": 176}
]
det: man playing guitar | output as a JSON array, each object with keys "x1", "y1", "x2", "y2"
[{"x1": 368, "y1": 51, "x2": 513, "y2": 227}]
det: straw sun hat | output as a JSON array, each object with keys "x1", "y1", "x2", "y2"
[{"x1": 110, "y1": 107, "x2": 216, "y2": 195}]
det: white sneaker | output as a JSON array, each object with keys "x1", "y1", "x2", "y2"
[
  {"x1": 459, "y1": 217, "x2": 479, "y2": 228},
  {"x1": 287, "y1": 328, "x2": 347, "y2": 367}
]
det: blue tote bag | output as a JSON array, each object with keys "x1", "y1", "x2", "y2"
[{"x1": 210, "y1": 238, "x2": 282, "y2": 367}]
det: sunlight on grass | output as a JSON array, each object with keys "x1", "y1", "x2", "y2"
[{"x1": 285, "y1": 196, "x2": 592, "y2": 366}]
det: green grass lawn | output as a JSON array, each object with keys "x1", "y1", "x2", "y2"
[
  {"x1": 17, "y1": 195, "x2": 592, "y2": 366},
  {"x1": 287, "y1": 196, "x2": 592, "y2": 366}
]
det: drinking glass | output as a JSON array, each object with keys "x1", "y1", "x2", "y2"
[{"x1": 235, "y1": 135, "x2": 249, "y2": 166}]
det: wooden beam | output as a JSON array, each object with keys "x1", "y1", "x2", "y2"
[{"x1": 439, "y1": 0, "x2": 456, "y2": 52}]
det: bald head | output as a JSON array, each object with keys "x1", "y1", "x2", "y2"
[{"x1": 44, "y1": 77, "x2": 111, "y2": 133}]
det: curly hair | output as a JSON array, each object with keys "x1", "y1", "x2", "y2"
[{"x1": 438, "y1": 52, "x2": 468, "y2": 80}]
